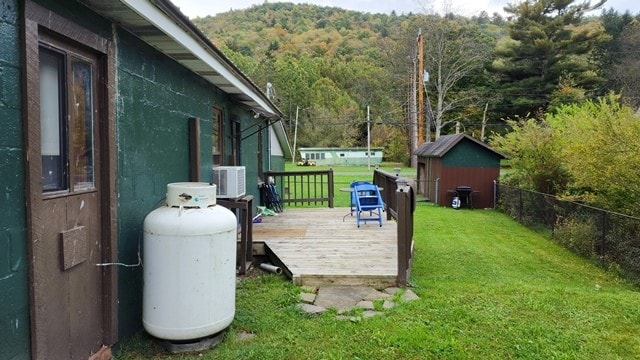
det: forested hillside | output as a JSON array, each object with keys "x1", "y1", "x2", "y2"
[{"x1": 191, "y1": 1, "x2": 639, "y2": 164}]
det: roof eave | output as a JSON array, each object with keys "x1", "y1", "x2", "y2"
[
  {"x1": 80, "y1": 0, "x2": 283, "y2": 118},
  {"x1": 272, "y1": 119, "x2": 292, "y2": 158}
]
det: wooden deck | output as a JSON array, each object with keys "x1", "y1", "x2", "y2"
[{"x1": 252, "y1": 208, "x2": 398, "y2": 288}]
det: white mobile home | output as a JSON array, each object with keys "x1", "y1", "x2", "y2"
[{"x1": 299, "y1": 147, "x2": 384, "y2": 166}]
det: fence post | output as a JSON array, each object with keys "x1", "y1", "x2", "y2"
[
  {"x1": 328, "y1": 169, "x2": 334, "y2": 208},
  {"x1": 493, "y1": 180, "x2": 498, "y2": 209},
  {"x1": 600, "y1": 211, "x2": 607, "y2": 258},
  {"x1": 518, "y1": 187, "x2": 523, "y2": 222},
  {"x1": 397, "y1": 189, "x2": 408, "y2": 286},
  {"x1": 396, "y1": 185, "x2": 414, "y2": 287},
  {"x1": 386, "y1": 177, "x2": 393, "y2": 220},
  {"x1": 435, "y1": 178, "x2": 439, "y2": 206}
]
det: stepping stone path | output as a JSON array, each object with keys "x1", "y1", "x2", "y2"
[{"x1": 296, "y1": 285, "x2": 420, "y2": 320}]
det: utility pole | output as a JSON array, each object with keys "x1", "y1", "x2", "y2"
[
  {"x1": 417, "y1": 28, "x2": 424, "y2": 145},
  {"x1": 367, "y1": 106, "x2": 371, "y2": 171},
  {"x1": 292, "y1": 106, "x2": 299, "y2": 165},
  {"x1": 481, "y1": 102, "x2": 488, "y2": 142},
  {"x1": 410, "y1": 48, "x2": 417, "y2": 168},
  {"x1": 424, "y1": 70, "x2": 432, "y2": 143}
]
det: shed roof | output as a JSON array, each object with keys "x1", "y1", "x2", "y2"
[{"x1": 414, "y1": 134, "x2": 505, "y2": 159}]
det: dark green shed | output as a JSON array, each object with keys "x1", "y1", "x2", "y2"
[{"x1": 415, "y1": 134, "x2": 504, "y2": 209}]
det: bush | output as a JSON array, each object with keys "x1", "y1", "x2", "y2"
[{"x1": 553, "y1": 215, "x2": 597, "y2": 259}]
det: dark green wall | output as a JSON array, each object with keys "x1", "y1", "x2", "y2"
[
  {"x1": 225, "y1": 112, "x2": 286, "y2": 211},
  {"x1": 271, "y1": 155, "x2": 285, "y2": 173},
  {"x1": 442, "y1": 140, "x2": 502, "y2": 168},
  {"x1": 236, "y1": 111, "x2": 263, "y2": 204},
  {"x1": 0, "y1": 0, "x2": 280, "y2": 351},
  {"x1": 0, "y1": 0, "x2": 30, "y2": 359},
  {"x1": 36, "y1": 0, "x2": 113, "y2": 37},
  {"x1": 115, "y1": 29, "x2": 222, "y2": 339}
]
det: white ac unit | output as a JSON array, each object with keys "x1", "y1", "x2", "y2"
[{"x1": 212, "y1": 166, "x2": 246, "y2": 199}]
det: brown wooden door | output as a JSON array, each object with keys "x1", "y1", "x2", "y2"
[{"x1": 27, "y1": 33, "x2": 107, "y2": 360}]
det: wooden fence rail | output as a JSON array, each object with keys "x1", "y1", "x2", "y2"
[
  {"x1": 265, "y1": 169, "x2": 334, "y2": 208},
  {"x1": 373, "y1": 170, "x2": 415, "y2": 286}
]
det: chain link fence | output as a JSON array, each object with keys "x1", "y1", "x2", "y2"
[{"x1": 497, "y1": 183, "x2": 640, "y2": 283}]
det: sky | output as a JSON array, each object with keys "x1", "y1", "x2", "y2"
[{"x1": 171, "y1": 0, "x2": 640, "y2": 18}]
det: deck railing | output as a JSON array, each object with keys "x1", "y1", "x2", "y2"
[
  {"x1": 373, "y1": 170, "x2": 415, "y2": 286},
  {"x1": 264, "y1": 169, "x2": 334, "y2": 208}
]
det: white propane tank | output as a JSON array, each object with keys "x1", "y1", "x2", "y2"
[{"x1": 143, "y1": 182, "x2": 237, "y2": 341}]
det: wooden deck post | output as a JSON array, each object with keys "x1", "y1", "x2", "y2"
[
  {"x1": 217, "y1": 196, "x2": 254, "y2": 275},
  {"x1": 328, "y1": 168, "x2": 334, "y2": 208},
  {"x1": 396, "y1": 185, "x2": 414, "y2": 286}
]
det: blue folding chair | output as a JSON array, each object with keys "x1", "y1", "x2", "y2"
[
  {"x1": 349, "y1": 180, "x2": 371, "y2": 215},
  {"x1": 353, "y1": 183, "x2": 384, "y2": 227}
]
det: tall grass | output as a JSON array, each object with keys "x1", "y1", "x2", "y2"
[{"x1": 115, "y1": 204, "x2": 640, "y2": 359}]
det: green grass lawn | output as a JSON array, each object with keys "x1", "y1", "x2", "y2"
[
  {"x1": 115, "y1": 204, "x2": 640, "y2": 359},
  {"x1": 284, "y1": 162, "x2": 415, "y2": 208}
]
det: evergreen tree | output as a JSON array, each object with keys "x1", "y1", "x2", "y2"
[
  {"x1": 593, "y1": 9, "x2": 634, "y2": 96},
  {"x1": 612, "y1": 17, "x2": 640, "y2": 111},
  {"x1": 493, "y1": 0, "x2": 607, "y2": 117}
]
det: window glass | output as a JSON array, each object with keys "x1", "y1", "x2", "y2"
[
  {"x1": 40, "y1": 43, "x2": 97, "y2": 193},
  {"x1": 39, "y1": 48, "x2": 67, "y2": 192}
]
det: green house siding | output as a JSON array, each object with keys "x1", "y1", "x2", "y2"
[
  {"x1": 226, "y1": 110, "x2": 287, "y2": 207},
  {"x1": 35, "y1": 0, "x2": 113, "y2": 37},
  {"x1": 0, "y1": 1, "x2": 30, "y2": 358},
  {"x1": 115, "y1": 29, "x2": 219, "y2": 339},
  {"x1": 2, "y1": 1, "x2": 281, "y2": 352},
  {"x1": 270, "y1": 155, "x2": 285, "y2": 173},
  {"x1": 442, "y1": 141, "x2": 502, "y2": 168},
  {"x1": 241, "y1": 126, "x2": 260, "y2": 202}
]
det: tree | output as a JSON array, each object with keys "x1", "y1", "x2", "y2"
[
  {"x1": 296, "y1": 77, "x2": 360, "y2": 147},
  {"x1": 612, "y1": 19, "x2": 640, "y2": 111},
  {"x1": 423, "y1": 14, "x2": 490, "y2": 139},
  {"x1": 592, "y1": 9, "x2": 634, "y2": 97},
  {"x1": 493, "y1": 0, "x2": 607, "y2": 117},
  {"x1": 491, "y1": 117, "x2": 568, "y2": 194},
  {"x1": 372, "y1": 125, "x2": 410, "y2": 163},
  {"x1": 549, "y1": 94, "x2": 640, "y2": 215},
  {"x1": 492, "y1": 94, "x2": 640, "y2": 216},
  {"x1": 548, "y1": 73, "x2": 586, "y2": 112}
]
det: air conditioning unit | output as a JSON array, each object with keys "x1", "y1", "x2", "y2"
[{"x1": 212, "y1": 166, "x2": 246, "y2": 199}]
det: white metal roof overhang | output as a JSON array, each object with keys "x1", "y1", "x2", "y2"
[
  {"x1": 78, "y1": 0, "x2": 292, "y2": 157},
  {"x1": 78, "y1": 0, "x2": 281, "y2": 118}
]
